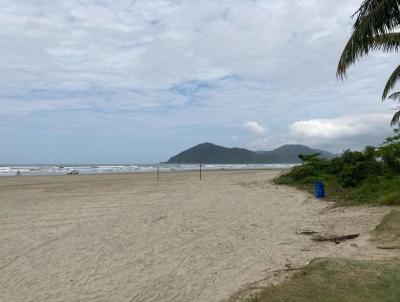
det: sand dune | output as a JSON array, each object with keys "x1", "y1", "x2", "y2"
[{"x1": 0, "y1": 171, "x2": 393, "y2": 302}]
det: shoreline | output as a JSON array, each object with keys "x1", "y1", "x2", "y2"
[{"x1": 0, "y1": 166, "x2": 292, "y2": 178}]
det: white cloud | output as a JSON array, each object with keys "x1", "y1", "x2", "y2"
[
  {"x1": 244, "y1": 114, "x2": 394, "y2": 152},
  {"x1": 244, "y1": 121, "x2": 267, "y2": 135},
  {"x1": 290, "y1": 114, "x2": 391, "y2": 140},
  {"x1": 285, "y1": 114, "x2": 394, "y2": 152},
  {"x1": 0, "y1": 0, "x2": 398, "y2": 162}
]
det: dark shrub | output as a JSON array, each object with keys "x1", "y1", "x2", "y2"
[
  {"x1": 274, "y1": 128, "x2": 400, "y2": 205},
  {"x1": 338, "y1": 163, "x2": 366, "y2": 187},
  {"x1": 289, "y1": 165, "x2": 317, "y2": 181},
  {"x1": 331, "y1": 148, "x2": 382, "y2": 187}
]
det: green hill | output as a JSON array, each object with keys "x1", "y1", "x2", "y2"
[{"x1": 167, "y1": 142, "x2": 333, "y2": 164}]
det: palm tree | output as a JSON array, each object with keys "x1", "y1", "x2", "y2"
[{"x1": 337, "y1": 0, "x2": 400, "y2": 126}]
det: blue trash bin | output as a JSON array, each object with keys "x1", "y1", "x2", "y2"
[{"x1": 314, "y1": 182, "x2": 325, "y2": 198}]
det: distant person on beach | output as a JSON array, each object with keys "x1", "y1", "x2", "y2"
[{"x1": 16, "y1": 170, "x2": 21, "y2": 176}]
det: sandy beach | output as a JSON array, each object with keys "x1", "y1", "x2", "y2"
[{"x1": 0, "y1": 170, "x2": 394, "y2": 302}]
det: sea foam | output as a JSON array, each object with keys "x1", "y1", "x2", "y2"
[{"x1": 0, "y1": 163, "x2": 295, "y2": 176}]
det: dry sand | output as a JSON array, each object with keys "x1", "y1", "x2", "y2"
[{"x1": 0, "y1": 170, "x2": 396, "y2": 302}]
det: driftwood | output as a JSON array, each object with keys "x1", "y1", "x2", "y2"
[
  {"x1": 296, "y1": 230, "x2": 319, "y2": 235},
  {"x1": 297, "y1": 229, "x2": 359, "y2": 244},
  {"x1": 311, "y1": 233, "x2": 359, "y2": 244},
  {"x1": 273, "y1": 266, "x2": 306, "y2": 273},
  {"x1": 376, "y1": 245, "x2": 400, "y2": 250}
]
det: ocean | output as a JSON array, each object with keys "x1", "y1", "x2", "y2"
[{"x1": 0, "y1": 163, "x2": 295, "y2": 177}]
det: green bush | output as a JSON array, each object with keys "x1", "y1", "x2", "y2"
[
  {"x1": 337, "y1": 160, "x2": 382, "y2": 188},
  {"x1": 274, "y1": 128, "x2": 400, "y2": 206},
  {"x1": 378, "y1": 192, "x2": 400, "y2": 205},
  {"x1": 289, "y1": 165, "x2": 317, "y2": 181},
  {"x1": 379, "y1": 127, "x2": 400, "y2": 173}
]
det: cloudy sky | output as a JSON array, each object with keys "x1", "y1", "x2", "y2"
[{"x1": 0, "y1": 0, "x2": 398, "y2": 164}]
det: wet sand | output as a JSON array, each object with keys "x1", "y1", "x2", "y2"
[{"x1": 0, "y1": 170, "x2": 394, "y2": 302}]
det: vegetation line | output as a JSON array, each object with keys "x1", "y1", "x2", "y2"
[{"x1": 274, "y1": 128, "x2": 400, "y2": 206}]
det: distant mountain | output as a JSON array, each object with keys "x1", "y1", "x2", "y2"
[
  {"x1": 166, "y1": 142, "x2": 334, "y2": 164},
  {"x1": 256, "y1": 144, "x2": 334, "y2": 164}
]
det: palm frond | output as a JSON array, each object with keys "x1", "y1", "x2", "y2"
[
  {"x1": 353, "y1": 0, "x2": 400, "y2": 35},
  {"x1": 373, "y1": 32, "x2": 400, "y2": 50},
  {"x1": 337, "y1": 0, "x2": 400, "y2": 78},
  {"x1": 391, "y1": 109, "x2": 400, "y2": 125},
  {"x1": 339, "y1": 0, "x2": 400, "y2": 127},
  {"x1": 383, "y1": 64, "x2": 400, "y2": 99},
  {"x1": 388, "y1": 91, "x2": 400, "y2": 100},
  {"x1": 337, "y1": 32, "x2": 400, "y2": 78}
]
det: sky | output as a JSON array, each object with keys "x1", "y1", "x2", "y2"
[{"x1": 0, "y1": 0, "x2": 399, "y2": 164}]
